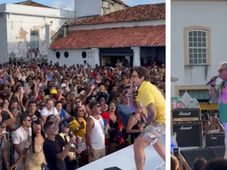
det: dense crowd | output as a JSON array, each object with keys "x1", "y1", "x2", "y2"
[{"x1": 0, "y1": 60, "x2": 165, "y2": 170}]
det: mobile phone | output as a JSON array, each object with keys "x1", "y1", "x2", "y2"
[{"x1": 172, "y1": 147, "x2": 180, "y2": 156}]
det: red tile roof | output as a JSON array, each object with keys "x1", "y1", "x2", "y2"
[
  {"x1": 69, "y1": 3, "x2": 165, "y2": 26},
  {"x1": 16, "y1": 0, "x2": 52, "y2": 8},
  {"x1": 50, "y1": 25, "x2": 165, "y2": 49}
]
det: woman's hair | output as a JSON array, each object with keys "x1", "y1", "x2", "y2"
[
  {"x1": 46, "y1": 114, "x2": 56, "y2": 123},
  {"x1": 31, "y1": 119, "x2": 45, "y2": 153},
  {"x1": 192, "y1": 157, "x2": 206, "y2": 170}
]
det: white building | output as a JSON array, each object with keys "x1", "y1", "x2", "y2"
[
  {"x1": 171, "y1": 0, "x2": 227, "y2": 101},
  {"x1": 74, "y1": 0, "x2": 127, "y2": 18},
  {"x1": 49, "y1": 2, "x2": 165, "y2": 68},
  {"x1": 0, "y1": 0, "x2": 74, "y2": 63}
]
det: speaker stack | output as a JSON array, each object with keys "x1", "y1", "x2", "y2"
[{"x1": 172, "y1": 108, "x2": 202, "y2": 147}]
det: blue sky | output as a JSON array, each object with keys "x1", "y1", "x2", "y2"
[{"x1": 0, "y1": 0, "x2": 165, "y2": 10}]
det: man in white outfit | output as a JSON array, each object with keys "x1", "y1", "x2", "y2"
[{"x1": 86, "y1": 100, "x2": 105, "y2": 162}]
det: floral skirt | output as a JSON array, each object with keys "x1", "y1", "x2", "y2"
[{"x1": 140, "y1": 123, "x2": 165, "y2": 144}]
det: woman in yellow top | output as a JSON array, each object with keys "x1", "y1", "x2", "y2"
[
  {"x1": 131, "y1": 66, "x2": 165, "y2": 170},
  {"x1": 69, "y1": 106, "x2": 86, "y2": 138},
  {"x1": 68, "y1": 106, "x2": 88, "y2": 166}
]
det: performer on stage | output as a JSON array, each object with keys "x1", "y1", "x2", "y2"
[
  {"x1": 208, "y1": 62, "x2": 227, "y2": 158},
  {"x1": 131, "y1": 66, "x2": 165, "y2": 170}
]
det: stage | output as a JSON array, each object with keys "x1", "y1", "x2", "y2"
[{"x1": 78, "y1": 136, "x2": 165, "y2": 170}]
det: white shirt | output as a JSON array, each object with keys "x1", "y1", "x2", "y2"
[
  {"x1": 89, "y1": 115, "x2": 105, "y2": 150},
  {"x1": 12, "y1": 126, "x2": 32, "y2": 160},
  {"x1": 41, "y1": 107, "x2": 58, "y2": 117}
]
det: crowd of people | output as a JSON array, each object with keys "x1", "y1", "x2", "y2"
[
  {"x1": 171, "y1": 153, "x2": 227, "y2": 170},
  {"x1": 0, "y1": 60, "x2": 165, "y2": 170}
]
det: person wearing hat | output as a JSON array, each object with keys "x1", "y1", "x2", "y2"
[{"x1": 209, "y1": 61, "x2": 227, "y2": 158}]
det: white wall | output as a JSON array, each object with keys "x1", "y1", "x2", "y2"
[
  {"x1": 69, "y1": 19, "x2": 165, "y2": 31},
  {"x1": 0, "y1": 3, "x2": 74, "y2": 63},
  {"x1": 0, "y1": 14, "x2": 8, "y2": 63},
  {"x1": 6, "y1": 14, "x2": 70, "y2": 59},
  {"x1": 4, "y1": 4, "x2": 74, "y2": 19},
  {"x1": 48, "y1": 49, "x2": 99, "y2": 68},
  {"x1": 74, "y1": 0, "x2": 101, "y2": 18},
  {"x1": 171, "y1": 0, "x2": 227, "y2": 95}
]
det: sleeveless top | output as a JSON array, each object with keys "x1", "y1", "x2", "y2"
[{"x1": 89, "y1": 115, "x2": 105, "y2": 150}]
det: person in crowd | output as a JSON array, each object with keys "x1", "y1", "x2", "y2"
[
  {"x1": 103, "y1": 102, "x2": 124, "y2": 154},
  {"x1": 86, "y1": 100, "x2": 105, "y2": 162},
  {"x1": 55, "y1": 101, "x2": 71, "y2": 120},
  {"x1": 26, "y1": 101, "x2": 42, "y2": 122},
  {"x1": 192, "y1": 157, "x2": 206, "y2": 170},
  {"x1": 43, "y1": 121, "x2": 75, "y2": 170},
  {"x1": 203, "y1": 113, "x2": 224, "y2": 135},
  {"x1": 12, "y1": 113, "x2": 32, "y2": 170},
  {"x1": 131, "y1": 66, "x2": 165, "y2": 170},
  {"x1": 64, "y1": 102, "x2": 74, "y2": 116},
  {"x1": 12, "y1": 119, "x2": 46, "y2": 170},
  {"x1": 0, "y1": 99, "x2": 16, "y2": 131},
  {"x1": 69, "y1": 106, "x2": 86, "y2": 138},
  {"x1": 0, "y1": 118, "x2": 10, "y2": 170},
  {"x1": 204, "y1": 158, "x2": 227, "y2": 170},
  {"x1": 117, "y1": 90, "x2": 133, "y2": 128},
  {"x1": 0, "y1": 59, "x2": 165, "y2": 169},
  {"x1": 41, "y1": 99, "x2": 59, "y2": 123},
  {"x1": 126, "y1": 107, "x2": 147, "y2": 144},
  {"x1": 56, "y1": 120, "x2": 77, "y2": 170},
  {"x1": 68, "y1": 106, "x2": 88, "y2": 166}
]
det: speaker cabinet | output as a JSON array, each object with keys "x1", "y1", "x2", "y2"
[
  {"x1": 173, "y1": 122, "x2": 202, "y2": 147},
  {"x1": 206, "y1": 133, "x2": 225, "y2": 147}
]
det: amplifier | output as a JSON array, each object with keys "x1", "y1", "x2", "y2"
[
  {"x1": 206, "y1": 133, "x2": 225, "y2": 147},
  {"x1": 172, "y1": 108, "x2": 201, "y2": 122},
  {"x1": 173, "y1": 122, "x2": 202, "y2": 147}
]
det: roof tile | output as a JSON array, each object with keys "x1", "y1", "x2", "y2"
[
  {"x1": 69, "y1": 3, "x2": 165, "y2": 26},
  {"x1": 50, "y1": 25, "x2": 165, "y2": 49}
]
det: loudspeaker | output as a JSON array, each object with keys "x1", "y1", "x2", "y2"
[
  {"x1": 206, "y1": 133, "x2": 225, "y2": 147},
  {"x1": 173, "y1": 122, "x2": 202, "y2": 147},
  {"x1": 172, "y1": 108, "x2": 201, "y2": 121},
  {"x1": 213, "y1": 146, "x2": 225, "y2": 158}
]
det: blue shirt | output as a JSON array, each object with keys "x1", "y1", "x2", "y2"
[{"x1": 117, "y1": 104, "x2": 133, "y2": 127}]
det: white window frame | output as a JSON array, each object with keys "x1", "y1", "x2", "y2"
[
  {"x1": 30, "y1": 30, "x2": 39, "y2": 49},
  {"x1": 184, "y1": 26, "x2": 211, "y2": 66}
]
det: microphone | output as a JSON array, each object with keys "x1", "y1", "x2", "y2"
[{"x1": 206, "y1": 75, "x2": 219, "y2": 85}]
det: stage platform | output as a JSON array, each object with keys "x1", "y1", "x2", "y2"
[{"x1": 78, "y1": 136, "x2": 165, "y2": 170}]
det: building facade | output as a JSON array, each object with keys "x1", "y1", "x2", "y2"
[
  {"x1": 0, "y1": 1, "x2": 74, "y2": 63},
  {"x1": 171, "y1": 0, "x2": 227, "y2": 100},
  {"x1": 49, "y1": 3, "x2": 165, "y2": 67},
  {"x1": 74, "y1": 0, "x2": 127, "y2": 18}
]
